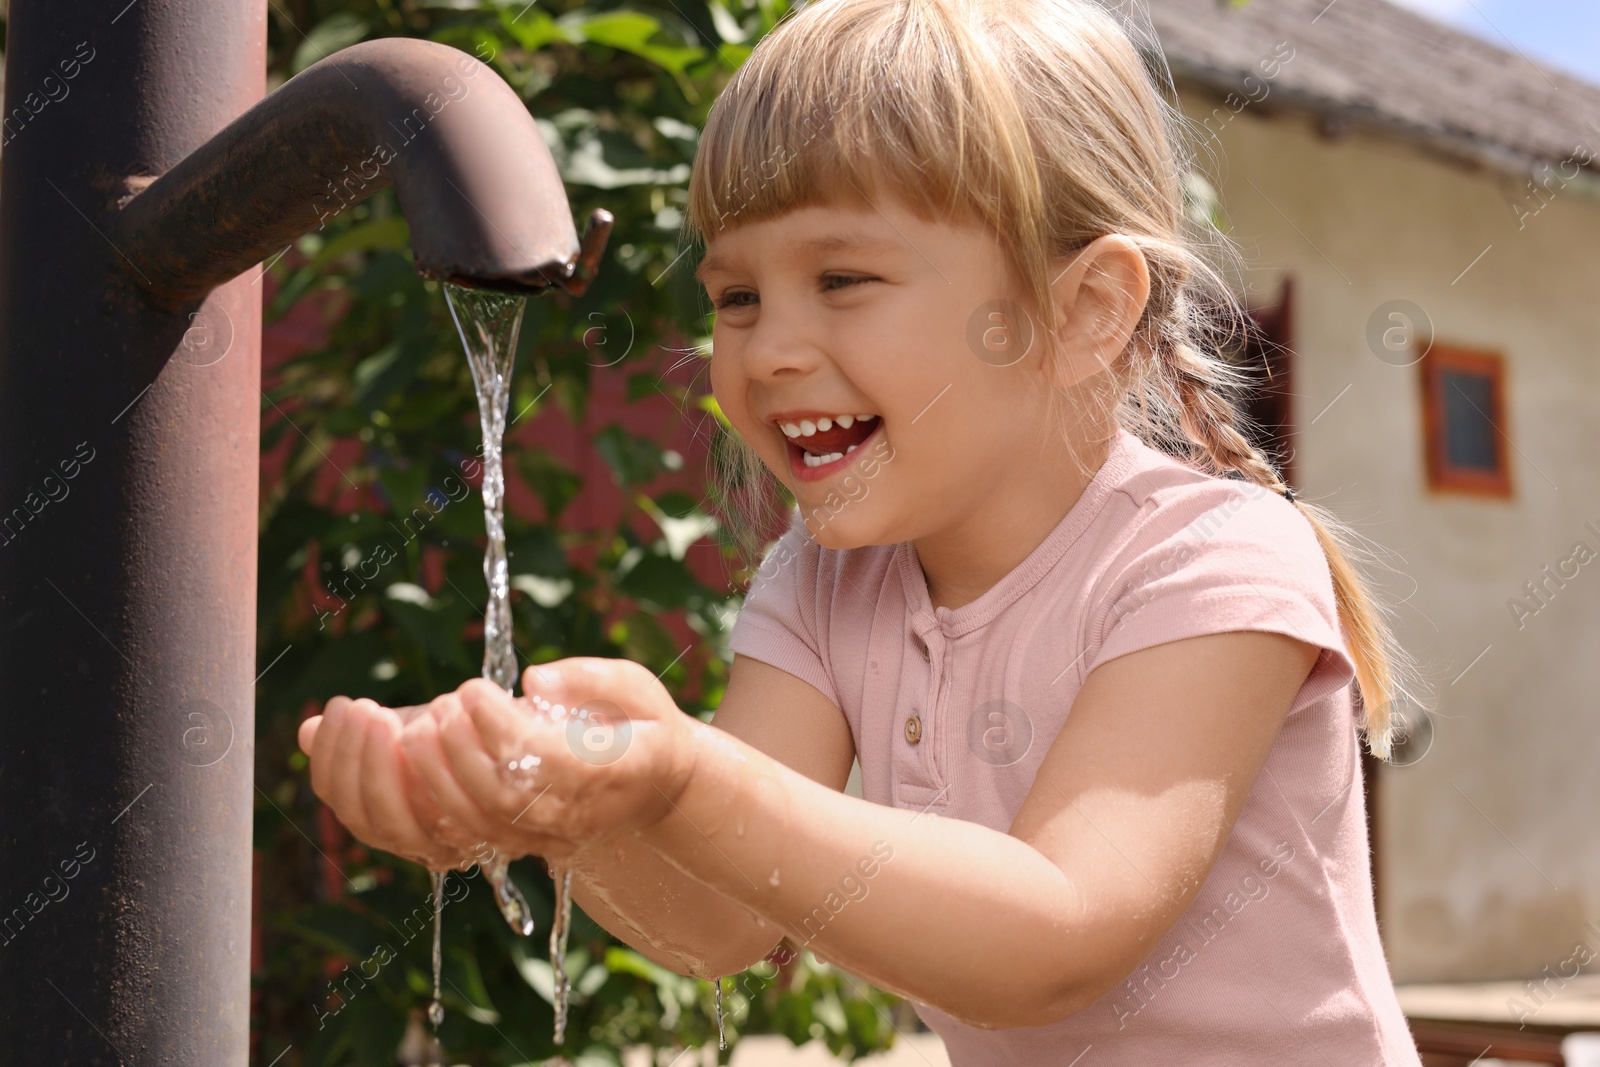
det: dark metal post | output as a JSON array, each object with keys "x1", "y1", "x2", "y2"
[
  {"x1": 0, "y1": 2, "x2": 608, "y2": 1060},
  {"x1": 0, "y1": 1, "x2": 265, "y2": 1062}
]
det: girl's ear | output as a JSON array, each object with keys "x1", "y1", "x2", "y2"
[{"x1": 1043, "y1": 234, "x2": 1151, "y2": 390}]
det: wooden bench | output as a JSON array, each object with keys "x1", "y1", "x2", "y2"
[{"x1": 1398, "y1": 976, "x2": 1600, "y2": 1066}]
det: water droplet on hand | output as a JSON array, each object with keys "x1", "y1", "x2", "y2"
[{"x1": 500, "y1": 752, "x2": 542, "y2": 790}]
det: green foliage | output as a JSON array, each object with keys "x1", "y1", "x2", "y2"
[{"x1": 253, "y1": 1, "x2": 902, "y2": 1063}]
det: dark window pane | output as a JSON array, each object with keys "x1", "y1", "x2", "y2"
[{"x1": 1441, "y1": 370, "x2": 1498, "y2": 471}]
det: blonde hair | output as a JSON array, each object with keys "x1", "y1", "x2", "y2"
[{"x1": 683, "y1": 0, "x2": 1425, "y2": 759}]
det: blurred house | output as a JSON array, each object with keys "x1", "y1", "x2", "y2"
[{"x1": 1138, "y1": 0, "x2": 1600, "y2": 1061}]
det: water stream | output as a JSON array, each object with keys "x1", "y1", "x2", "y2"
[
  {"x1": 434, "y1": 281, "x2": 576, "y2": 1056},
  {"x1": 550, "y1": 866, "x2": 575, "y2": 1043},
  {"x1": 434, "y1": 281, "x2": 718, "y2": 1059},
  {"x1": 714, "y1": 976, "x2": 726, "y2": 1050}
]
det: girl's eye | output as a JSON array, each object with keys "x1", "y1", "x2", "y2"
[
  {"x1": 712, "y1": 289, "x2": 756, "y2": 310},
  {"x1": 821, "y1": 273, "x2": 873, "y2": 292},
  {"x1": 710, "y1": 274, "x2": 874, "y2": 310}
]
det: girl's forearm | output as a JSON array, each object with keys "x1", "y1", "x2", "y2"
[
  {"x1": 562, "y1": 833, "x2": 787, "y2": 977},
  {"x1": 634, "y1": 723, "x2": 1111, "y2": 1029}
]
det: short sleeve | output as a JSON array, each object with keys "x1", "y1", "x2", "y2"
[
  {"x1": 1085, "y1": 481, "x2": 1356, "y2": 715},
  {"x1": 726, "y1": 509, "x2": 841, "y2": 707}
]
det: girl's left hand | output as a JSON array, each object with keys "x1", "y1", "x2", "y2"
[
  {"x1": 398, "y1": 658, "x2": 700, "y2": 863},
  {"x1": 297, "y1": 697, "x2": 478, "y2": 871}
]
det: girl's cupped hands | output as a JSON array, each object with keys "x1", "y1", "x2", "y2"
[{"x1": 297, "y1": 658, "x2": 700, "y2": 870}]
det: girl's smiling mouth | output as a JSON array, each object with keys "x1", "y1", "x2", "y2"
[{"x1": 770, "y1": 411, "x2": 884, "y2": 482}]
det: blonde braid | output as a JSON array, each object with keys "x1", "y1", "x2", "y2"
[
  {"x1": 1162, "y1": 329, "x2": 1291, "y2": 494},
  {"x1": 1147, "y1": 302, "x2": 1413, "y2": 758}
]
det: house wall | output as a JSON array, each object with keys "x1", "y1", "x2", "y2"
[{"x1": 1177, "y1": 86, "x2": 1600, "y2": 982}]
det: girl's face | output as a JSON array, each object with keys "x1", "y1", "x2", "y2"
[{"x1": 699, "y1": 193, "x2": 1069, "y2": 550}]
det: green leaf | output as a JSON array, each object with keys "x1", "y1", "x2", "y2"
[
  {"x1": 626, "y1": 373, "x2": 659, "y2": 402},
  {"x1": 280, "y1": 906, "x2": 385, "y2": 961},
  {"x1": 613, "y1": 610, "x2": 679, "y2": 666},
  {"x1": 565, "y1": 11, "x2": 705, "y2": 74},
  {"x1": 445, "y1": 945, "x2": 502, "y2": 1024},
  {"x1": 560, "y1": 129, "x2": 692, "y2": 190},
  {"x1": 497, "y1": 6, "x2": 575, "y2": 51},
  {"x1": 651, "y1": 490, "x2": 702, "y2": 520},
  {"x1": 506, "y1": 526, "x2": 568, "y2": 577},
  {"x1": 615, "y1": 550, "x2": 707, "y2": 610},
  {"x1": 510, "y1": 938, "x2": 556, "y2": 1004},
  {"x1": 512, "y1": 572, "x2": 574, "y2": 608},
  {"x1": 707, "y1": 0, "x2": 750, "y2": 44},
  {"x1": 342, "y1": 994, "x2": 409, "y2": 1064},
  {"x1": 292, "y1": 14, "x2": 371, "y2": 76},
  {"x1": 594, "y1": 423, "x2": 662, "y2": 487},
  {"x1": 310, "y1": 216, "x2": 412, "y2": 272},
  {"x1": 517, "y1": 450, "x2": 581, "y2": 520},
  {"x1": 383, "y1": 581, "x2": 475, "y2": 673}
]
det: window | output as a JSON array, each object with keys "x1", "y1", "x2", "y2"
[{"x1": 1419, "y1": 343, "x2": 1511, "y2": 497}]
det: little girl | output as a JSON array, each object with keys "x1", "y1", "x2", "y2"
[{"x1": 300, "y1": 0, "x2": 1430, "y2": 1061}]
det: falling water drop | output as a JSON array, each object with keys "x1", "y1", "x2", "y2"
[
  {"x1": 713, "y1": 976, "x2": 726, "y2": 1050},
  {"x1": 483, "y1": 854, "x2": 536, "y2": 937},
  {"x1": 768, "y1": 867, "x2": 781, "y2": 888},
  {"x1": 551, "y1": 866, "x2": 575, "y2": 1044}
]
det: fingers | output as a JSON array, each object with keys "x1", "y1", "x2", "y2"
[
  {"x1": 397, "y1": 751, "x2": 477, "y2": 866},
  {"x1": 358, "y1": 707, "x2": 455, "y2": 869},
  {"x1": 521, "y1": 657, "x2": 675, "y2": 725},
  {"x1": 308, "y1": 697, "x2": 349, "y2": 803},
  {"x1": 391, "y1": 704, "x2": 430, "y2": 726},
  {"x1": 420, "y1": 705, "x2": 581, "y2": 860},
  {"x1": 437, "y1": 700, "x2": 548, "y2": 829},
  {"x1": 324, "y1": 698, "x2": 378, "y2": 840},
  {"x1": 454, "y1": 677, "x2": 529, "y2": 759},
  {"x1": 521, "y1": 662, "x2": 562, "y2": 696},
  {"x1": 298, "y1": 714, "x2": 321, "y2": 757},
  {"x1": 400, "y1": 712, "x2": 506, "y2": 847}
]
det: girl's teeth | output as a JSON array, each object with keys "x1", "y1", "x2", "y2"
[
  {"x1": 778, "y1": 413, "x2": 881, "y2": 446},
  {"x1": 802, "y1": 451, "x2": 846, "y2": 468}
]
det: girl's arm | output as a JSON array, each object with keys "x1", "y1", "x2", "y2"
[
  {"x1": 539, "y1": 655, "x2": 858, "y2": 977},
  {"x1": 427, "y1": 630, "x2": 1319, "y2": 1030}
]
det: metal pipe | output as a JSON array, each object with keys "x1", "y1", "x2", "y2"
[
  {"x1": 0, "y1": 3, "x2": 267, "y2": 1061},
  {"x1": 0, "y1": 4, "x2": 607, "y2": 1063},
  {"x1": 117, "y1": 36, "x2": 611, "y2": 305}
]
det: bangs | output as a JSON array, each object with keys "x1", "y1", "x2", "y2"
[{"x1": 684, "y1": 0, "x2": 1042, "y2": 247}]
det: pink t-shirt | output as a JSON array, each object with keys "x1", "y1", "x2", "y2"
[{"x1": 727, "y1": 427, "x2": 1422, "y2": 1066}]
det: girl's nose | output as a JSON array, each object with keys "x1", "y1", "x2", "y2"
[{"x1": 738, "y1": 301, "x2": 828, "y2": 382}]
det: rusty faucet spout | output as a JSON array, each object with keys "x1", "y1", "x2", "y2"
[{"x1": 116, "y1": 37, "x2": 611, "y2": 307}]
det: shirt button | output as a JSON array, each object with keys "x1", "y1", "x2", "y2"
[{"x1": 904, "y1": 714, "x2": 922, "y2": 745}]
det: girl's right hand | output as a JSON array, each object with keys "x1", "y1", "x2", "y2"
[
  {"x1": 299, "y1": 695, "x2": 478, "y2": 871},
  {"x1": 398, "y1": 659, "x2": 700, "y2": 863}
]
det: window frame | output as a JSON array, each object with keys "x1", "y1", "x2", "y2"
[{"x1": 1418, "y1": 342, "x2": 1512, "y2": 498}]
